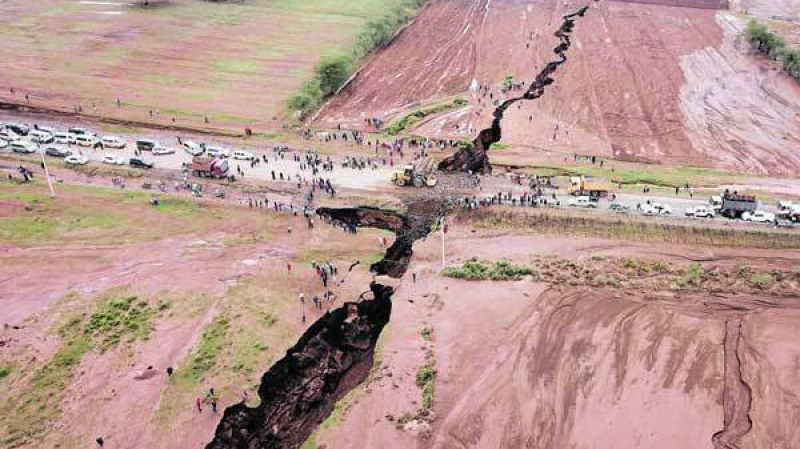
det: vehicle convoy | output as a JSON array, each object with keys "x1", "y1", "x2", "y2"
[
  {"x1": 719, "y1": 192, "x2": 757, "y2": 218},
  {"x1": 190, "y1": 156, "x2": 229, "y2": 178},
  {"x1": 568, "y1": 176, "x2": 613, "y2": 197},
  {"x1": 391, "y1": 164, "x2": 437, "y2": 187}
]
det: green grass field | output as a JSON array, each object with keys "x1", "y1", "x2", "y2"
[{"x1": 0, "y1": 0, "x2": 401, "y2": 130}]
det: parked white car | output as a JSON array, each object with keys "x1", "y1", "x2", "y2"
[
  {"x1": 0, "y1": 129, "x2": 20, "y2": 142},
  {"x1": 232, "y1": 150, "x2": 255, "y2": 161},
  {"x1": 65, "y1": 154, "x2": 89, "y2": 165},
  {"x1": 102, "y1": 155, "x2": 126, "y2": 165},
  {"x1": 182, "y1": 140, "x2": 204, "y2": 156},
  {"x1": 742, "y1": 210, "x2": 775, "y2": 223},
  {"x1": 152, "y1": 145, "x2": 176, "y2": 155},
  {"x1": 0, "y1": 140, "x2": 8, "y2": 150},
  {"x1": 206, "y1": 146, "x2": 230, "y2": 158},
  {"x1": 567, "y1": 196, "x2": 598, "y2": 208},
  {"x1": 54, "y1": 132, "x2": 77, "y2": 144},
  {"x1": 101, "y1": 136, "x2": 127, "y2": 149},
  {"x1": 29, "y1": 130, "x2": 54, "y2": 144},
  {"x1": 10, "y1": 142, "x2": 36, "y2": 154},
  {"x1": 76, "y1": 134, "x2": 99, "y2": 147},
  {"x1": 685, "y1": 206, "x2": 715, "y2": 218},
  {"x1": 642, "y1": 203, "x2": 672, "y2": 216}
]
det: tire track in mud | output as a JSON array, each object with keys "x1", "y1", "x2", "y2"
[
  {"x1": 438, "y1": 3, "x2": 594, "y2": 173},
  {"x1": 712, "y1": 319, "x2": 753, "y2": 449}
]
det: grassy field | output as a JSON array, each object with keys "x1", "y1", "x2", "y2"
[{"x1": 0, "y1": 0, "x2": 401, "y2": 130}]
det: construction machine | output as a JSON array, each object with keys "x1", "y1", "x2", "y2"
[
  {"x1": 567, "y1": 176, "x2": 613, "y2": 197},
  {"x1": 391, "y1": 164, "x2": 437, "y2": 187}
]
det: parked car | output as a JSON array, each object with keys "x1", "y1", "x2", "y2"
[
  {"x1": 608, "y1": 203, "x2": 630, "y2": 212},
  {"x1": 76, "y1": 134, "x2": 99, "y2": 147},
  {"x1": 102, "y1": 155, "x2": 126, "y2": 165},
  {"x1": 642, "y1": 203, "x2": 672, "y2": 216},
  {"x1": 0, "y1": 129, "x2": 20, "y2": 142},
  {"x1": 65, "y1": 154, "x2": 89, "y2": 165},
  {"x1": 37, "y1": 126, "x2": 56, "y2": 135},
  {"x1": 68, "y1": 127, "x2": 91, "y2": 136},
  {"x1": 232, "y1": 150, "x2": 255, "y2": 161},
  {"x1": 685, "y1": 206, "x2": 715, "y2": 218},
  {"x1": 54, "y1": 132, "x2": 77, "y2": 144},
  {"x1": 136, "y1": 139, "x2": 158, "y2": 152},
  {"x1": 567, "y1": 196, "x2": 598, "y2": 208},
  {"x1": 5, "y1": 123, "x2": 30, "y2": 136},
  {"x1": 742, "y1": 210, "x2": 775, "y2": 223},
  {"x1": 101, "y1": 136, "x2": 127, "y2": 149},
  {"x1": 129, "y1": 157, "x2": 153, "y2": 169},
  {"x1": 205, "y1": 146, "x2": 230, "y2": 158},
  {"x1": 182, "y1": 140, "x2": 204, "y2": 156},
  {"x1": 0, "y1": 140, "x2": 7, "y2": 150},
  {"x1": 29, "y1": 129, "x2": 54, "y2": 144},
  {"x1": 152, "y1": 145, "x2": 176, "y2": 155},
  {"x1": 11, "y1": 142, "x2": 36, "y2": 154},
  {"x1": 45, "y1": 146, "x2": 71, "y2": 158}
]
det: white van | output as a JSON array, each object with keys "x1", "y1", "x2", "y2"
[
  {"x1": 101, "y1": 136, "x2": 127, "y2": 149},
  {"x1": 568, "y1": 196, "x2": 597, "y2": 208},
  {"x1": 54, "y1": 132, "x2": 77, "y2": 144},
  {"x1": 29, "y1": 130, "x2": 54, "y2": 144},
  {"x1": 76, "y1": 134, "x2": 98, "y2": 147}
]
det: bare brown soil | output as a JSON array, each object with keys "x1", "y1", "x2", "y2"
[{"x1": 314, "y1": 230, "x2": 800, "y2": 448}]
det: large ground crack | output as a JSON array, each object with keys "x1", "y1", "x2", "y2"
[
  {"x1": 438, "y1": 4, "x2": 592, "y2": 174},
  {"x1": 711, "y1": 319, "x2": 753, "y2": 449}
]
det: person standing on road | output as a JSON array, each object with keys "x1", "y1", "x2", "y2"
[{"x1": 196, "y1": 397, "x2": 203, "y2": 413}]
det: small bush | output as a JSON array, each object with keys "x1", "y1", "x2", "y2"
[{"x1": 442, "y1": 259, "x2": 533, "y2": 281}]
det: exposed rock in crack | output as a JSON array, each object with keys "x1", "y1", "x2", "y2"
[
  {"x1": 206, "y1": 282, "x2": 393, "y2": 449},
  {"x1": 711, "y1": 319, "x2": 753, "y2": 449},
  {"x1": 438, "y1": 4, "x2": 592, "y2": 174}
]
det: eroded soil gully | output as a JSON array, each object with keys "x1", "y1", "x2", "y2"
[
  {"x1": 438, "y1": 4, "x2": 592, "y2": 174},
  {"x1": 207, "y1": 202, "x2": 447, "y2": 448},
  {"x1": 712, "y1": 320, "x2": 753, "y2": 449}
]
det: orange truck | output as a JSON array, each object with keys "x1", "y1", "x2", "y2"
[{"x1": 567, "y1": 176, "x2": 613, "y2": 197}]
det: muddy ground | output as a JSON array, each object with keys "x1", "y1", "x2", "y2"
[{"x1": 312, "y1": 228, "x2": 800, "y2": 449}]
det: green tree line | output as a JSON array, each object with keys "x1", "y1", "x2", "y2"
[
  {"x1": 287, "y1": 0, "x2": 428, "y2": 120},
  {"x1": 745, "y1": 20, "x2": 800, "y2": 81}
]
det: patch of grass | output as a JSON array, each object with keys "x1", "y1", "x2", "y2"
[
  {"x1": 155, "y1": 197, "x2": 200, "y2": 217},
  {"x1": 385, "y1": 98, "x2": 467, "y2": 135},
  {"x1": 594, "y1": 273, "x2": 620, "y2": 287},
  {"x1": 680, "y1": 263, "x2": 704, "y2": 287},
  {"x1": 420, "y1": 325, "x2": 433, "y2": 342},
  {"x1": 442, "y1": 259, "x2": 533, "y2": 281},
  {"x1": 0, "y1": 365, "x2": 14, "y2": 380},
  {"x1": 85, "y1": 295, "x2": 155, "y2": 352},
  {"x1": 184, "y1": 313, "x2": 231, "y2": 382},
  {"x1": 749, "y1": 272, "x2": 773, "y2": 289},
  {"x1": 414, "y1": 350, "x2": 436, "y2": 416},
  {"x1": 489, "y1": 142, "x2": 511, "y2": 150}
]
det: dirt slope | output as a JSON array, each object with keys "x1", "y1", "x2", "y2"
[{"x1": 317, "y1": 0, "x2": 800, "y2": 175}]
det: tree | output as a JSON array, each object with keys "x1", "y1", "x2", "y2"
[{"x1": 315, "y1": 55, "x2": 353, "y2": 97}]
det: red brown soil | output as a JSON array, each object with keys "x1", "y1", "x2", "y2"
[
  {"x1": 315, "y1": 230, "x2": 800, "y2": 448},
  {"x1": 317, "y1": 0, "x2": 800, "y2": 175}
]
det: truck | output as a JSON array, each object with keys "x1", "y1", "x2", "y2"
[
  {"x1": 568, "y1": 176, "x2": 613, "y2": 198},
  {"x1": 190, "y1": 156, "x2": 229, "y2": 179},
  {"x1": 719, "y1": 192, "x2": 757, "y2": 218}
]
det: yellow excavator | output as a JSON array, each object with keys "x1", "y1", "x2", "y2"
[{"x1": 391, "y1": 164, "x2": 437, "y2": 187}]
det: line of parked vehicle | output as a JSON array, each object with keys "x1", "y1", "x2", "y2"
[
  {"x1": 0, "y1": 122, "x2": 259, "y2": 172},
  {"x1": 567, "y1": 192, "x2": 798, "y2": 227}
]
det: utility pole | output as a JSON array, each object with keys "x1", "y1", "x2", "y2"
[{"x1": 38, "y1": 144, "x2": 55, "y2": 197}]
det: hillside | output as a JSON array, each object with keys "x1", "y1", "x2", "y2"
[{"x1": 316, "y1": 0, "x2": 800, "y2": 175}]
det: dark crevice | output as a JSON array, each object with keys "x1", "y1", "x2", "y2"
[
  {"x1": 206, "y1": 282, "x2": 393, "y2": 449},
  {"x1": 437, "y1": 4, "x2": 592, "y2": 174},
  {"x1": 711, "y1": 320, "x2": 753, "y2": 449}
]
